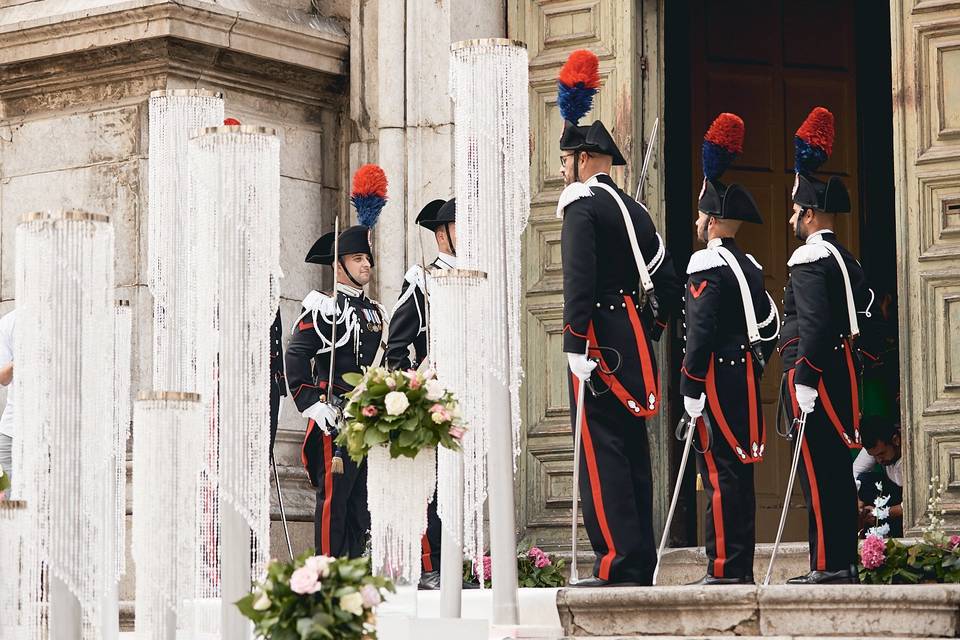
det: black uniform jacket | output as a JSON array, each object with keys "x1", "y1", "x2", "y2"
[
  {"x1": 680, "y1": 238, "x2": 780, "y2": 463},
  {"x1": 778, "y1": 231, "x2": 874, "y2": 448},
  {"x1": 560, "y1": 173, "x2": 681, "y2": 417},
  {"x1": 383, "y1": 256, "x2": 452, "y2": 370},
  {"x1": 285, "y1": 286, "x2": 386, "y2": 484}
]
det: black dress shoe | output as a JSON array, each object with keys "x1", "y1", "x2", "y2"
[
  {"x1": 687, "y1": 574, "x2": 755, "y2": 585},
  {"x1": 569, "y1": 576, "x2": 640, "y2": 587},
  {"x1": 786, "y1": 568, "x2": 858, "y2": 585},
  {"x1": 462, "y1": 579, "x2": 481, "y2": 590},
  {"x1": 418, "y1": 570, "x2": 441, "y2": 590}
]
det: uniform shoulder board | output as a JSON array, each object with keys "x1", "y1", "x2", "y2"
[
  {"x1": 555, "y1": 182, "x2": 594, "y2": 219},
  {"x1": 787, "y1": 243, "x2": 832, "y2": 267},
  {"x1": 686, "y1": 248, "x2": 727, "y2": 274},
  {"x1": 746, "y1": 254, "x2": 763, "y2": 270},
  {"x1": 302, "y1": 289, "x2": 336, "y2": 314}
]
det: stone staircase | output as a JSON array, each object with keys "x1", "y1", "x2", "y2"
[{"x1": 556, "y1": 583, "x2": 960, "y2": 638}]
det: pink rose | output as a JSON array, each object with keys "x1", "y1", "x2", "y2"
[
  {"x1": 951, "y1": 535, "x2": 960, "y2": 548},
  {"x1": 290, "y1": 566, "x2": 322, "y2": 594},
  {"x1": 448, "y1": 426, "x2": 466, "y2": 440},
  {"x1": 360, "y1": 584, "x2": 381, "y2": 608},
  {"x1": 430, "y1": 403, "x2": 444, "y2": 413},
  {"x1": 527, "y1": 546, "x2": 544, "y2": 559},
  {"x1": 474, "y1": 556, "x2": 492, "y2": 581},
  {"x1": 362, "y1": 405, "x2": 379, "y2": 418},
  {"x1": 534, "y1": 554, "x2": 552, "y2": 569},
  {"x1": 385, "y1": 378, "x2": 397, "y2": 389},
  {"x1": 409, "y1": 377, "x2": 422, "y2": 390},
  {"x1": 860, "y1": 534, "x2": 886, "y2": 570}
]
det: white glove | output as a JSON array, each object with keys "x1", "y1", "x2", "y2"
[
  {"x1": 567, "y1": 352, "x2": 597, "y2": 380},
  {"x1": 302, "y1": 401, "x2": 340, "y2": 434},
  {"x1": 684, "y1": 393, "x2": 706, "y2": 419},
  {"x1": 795, "y1": 383, "x2": 818, "y2": 415}
]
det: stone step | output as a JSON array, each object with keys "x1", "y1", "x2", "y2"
[
  {"x1": 654, "y1": 543, "x2": 810, "y2": 586},
  {"x1": 557, "y1": 584, "x2": 960, "y2": 637}
]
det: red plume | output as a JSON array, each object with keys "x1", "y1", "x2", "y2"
[
  {"x1": 351, "y1": 164, "x2": 388, "y2": 199},
  {"x1": 558, "y1": 49, "x2": 600, "y2": 89},
  {"x1": 223, "y1": 118, "x2": 241, "y2": 125},
  {"x1": 703, "y1": 113, "x2": 744, "y2": 154},
  {"x1": 795, "y1": 107, "x2": 835, "y2": 156}
]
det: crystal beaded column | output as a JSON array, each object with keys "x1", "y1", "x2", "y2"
[
  {"x1": 430, "y1": 269, "x2": 489, "y2": 616},
  {"x1": 148, "y1": 90, "x2": 224, "y2": 392},
  {"x1": 15, "y1": 210, "x2": 116, "y2": 639},
  {"x1": 132, "y1": 392, "x2": 204, "y2": 640},
  {"x1": 449, "y1": 39, "x2": 530, "y2": 626},
  {"x1": 190, "y1": 125, "x2": 281, "y2": 639},
  {"x1": 0, "y1": 500, "x2": 37, "y2": 639}
]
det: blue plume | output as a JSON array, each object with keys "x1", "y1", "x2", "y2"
[
  {"x1": 794, "y1": 136, "x2": 828, "y2": 174},
  {"x1": 352, "y1": 195, "x2": 386, "y2": 228},
  {"x1": 702, "y1": 140, "x2": 737, "y2": 181},
  {"x1": 558, "y1": 82, "x2": 597, "y2": 125}
]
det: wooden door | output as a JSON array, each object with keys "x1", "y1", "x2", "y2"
[
  {"x1": 689, "y1": 0, "x2": 861, "y2": 542},
  {"x1": 890, "y1": 0, "x2": 960, "y2": 534}
]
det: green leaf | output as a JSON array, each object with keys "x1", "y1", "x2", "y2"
[
  {"x1": 342, "y1": 372, "x2": 363, "y2": 386},
  {"x1": 364, "y1": 428, "x2": 389, "y2": 446}
]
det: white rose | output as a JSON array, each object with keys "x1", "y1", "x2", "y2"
[
  {"x1": 424, "y1": 379, "x2": 445, "y2": 401},
  {"x1": 384, "y1": 391, "x2": 410, "y2": 416},
  {"x1": 304, "y1": 555, "x2": 333, "y2": 578},
  {"x1": 340, "y1": 591, "x2": 364, "y2": 617},
  {"x1": 252, "y1": 590, "x2": 271, "y2": 611}
]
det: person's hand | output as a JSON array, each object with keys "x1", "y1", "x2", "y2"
[
  {"x1": 684, "y1": 393, "x2": 706, "y2": 419},
  {"x1": 795, "y1": 383, "x2": 818, "y2": 414},
  {"x1": 303, "y1": 401, "x2": 339, "y2": 434},
  {"x1": 567, "y1": 353, "x2": 597, "y2": 380}
]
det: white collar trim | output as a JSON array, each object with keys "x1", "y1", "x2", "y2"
[
  {"x1": 806, "y1": 229, "x2": 835, "y2": 244},
  {"x1": 436, "y1": 253, "x2": 457, "y2": 269},
  {"x1": 335, "y1": 282, "x2": 363, "y2": 298}
]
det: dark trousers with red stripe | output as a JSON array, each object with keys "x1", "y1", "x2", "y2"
[
  {"x1": 782, "y1": 379, "x2": 859, "y2": 572},
  {"x1": 569, "y1": 372, "x2": 656, "y2": 584},
  {"x1": 311, "y1": 435, "x2": 370, "y2": 558},
  {"x1": 422, "y1": 485, "x2": 441, "y2": 572},
  {"x1": 695, "y1": 417, "x2": 756, "y2": 579}
]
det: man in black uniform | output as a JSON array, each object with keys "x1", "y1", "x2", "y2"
[
  {"x1": 681, "y1": 113, "x2": 780, "y2": 585},
  {"x1": 558, "y1": 49, "x2": 681, "y2": 586},
  {"x1": 384, "y1": 197, "x2": 456, "y2": 589},
  {"x1": 778, "y1": 107, "x2": 874, "y2": 584},
  {"x1": 285, "y1": 224, "x2": 387, "y2": 558}
]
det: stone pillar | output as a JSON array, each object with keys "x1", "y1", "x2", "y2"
[{"x1": 0, "y1": 0, "x2": 350, "y2": 620}]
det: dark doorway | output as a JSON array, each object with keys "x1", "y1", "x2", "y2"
[{"x1": 663, "y1": 0, "x2": 898, "y2": 546}]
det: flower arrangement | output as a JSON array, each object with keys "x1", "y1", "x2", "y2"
[
  {"x1": 462, "y1": 547, "x2": 567, "y2": 589},
  {"x1": 859, "y1": 477, "x2": 960, "y2": 584},
  {"x1": 0, "y1": 463, "x2": 9, "y2": 500},
  {"x1": 337, "y1": 367, "x2": 465, "y2": 462},
  {"x1": 236, "y1": 552, "x2": 394, "y2": 640}
]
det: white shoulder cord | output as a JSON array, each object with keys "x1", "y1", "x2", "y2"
[
  {"x1": 590, "y1": 182, "x2": 655, "y2": 296},
  {"x1": 809, "y1": 237, "x2": 860, "y2": 338}
]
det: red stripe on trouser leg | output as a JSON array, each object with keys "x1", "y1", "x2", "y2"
[
  {"x1": 698, "y1": 419, "x2": 727, "y2": 578},
  {"x1": 321, "y1": 434, "x2": 334, "y2": 556},
  {"x1": 800, "y1": 439, "x2": 827, "y2": 571},
  {"x1": 571, "y1": 372, "x2": 618, "y2": 581},
  {"x1": 421, "y1": 535, "x2": 433, "y2": 572},
  {"x1": 746, "y1": 356, "x2": 758, "y2": 450}
]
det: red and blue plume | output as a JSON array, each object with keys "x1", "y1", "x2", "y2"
[
  {"x1": 557, "y1": 49, "x2": 600, "y2": 125},
  {"x1": 350, "y1": 164, "x2": 388, "y2": 227},
  {"x1": 223, "y1": 117, "x2": 241, "y2": 125},
  {"x1": 702, "y1": 113, "x2": 744, "y2": 181},
  {"x1": 794, "y1": 107, "x2": 834, "y2": 174}
]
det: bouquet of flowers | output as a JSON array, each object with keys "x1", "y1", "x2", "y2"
[
  {"x1": 0, "y1": 462, "x2": 9, "y2": 500},
  {"x1": 236, "y1": 552, "x2": 394, "y2": 640},
  {"x1": 337, "y1": 367, "x2": 465, "y2": 462},
  {"x1": 463, "y1": 547, "x2": 567, "y2": 589},
  {"x1": 859, "y1": 477, "x2": 960, "y2": 584}
]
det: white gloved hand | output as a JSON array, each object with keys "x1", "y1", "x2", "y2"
[
  {"x1": 567, "y1": 352, "x2": 597, "y2": 380},
  {"x1": 795, "y1": 383, "x2": 818, "y2": 415},
  {"x1": 684, "y1": 393, "x2": 706, "y2": 419},
  {"x1": 302, "y1": 401, "x2": 340, "y2": 434}
]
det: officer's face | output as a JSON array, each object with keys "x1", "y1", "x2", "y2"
[
  {"x1": 560, "y1": 152, "x2": 577, "y2": 186},
  {"x1": 340, "y1": 252, "x2": 372, "y2": 286},
  {"x1": 695, "y1": 212, "x2": 710, "y2": 244},
  {"x1": 790, "y1": 204, "x2": 810, "y2": 240}
]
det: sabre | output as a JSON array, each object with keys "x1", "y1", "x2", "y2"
[
  {"x1": 763, "y1": 410, "x2": 809, "y2": 586},
  {"x1": 634, "y1": 117, "x2": 660, "y2": 203},
  {"x1": 271, "y1": 453, "x2": 295, "y2": 560},
  {"x1": 652, "y1": 411, "x2": 699, "y2": 585},
  {"x1": 327, "y1": 218, "x2": 345, "y2": 475},
  {"x1": 568, "y1": 340, "x2": 591, "y2": 585}
]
